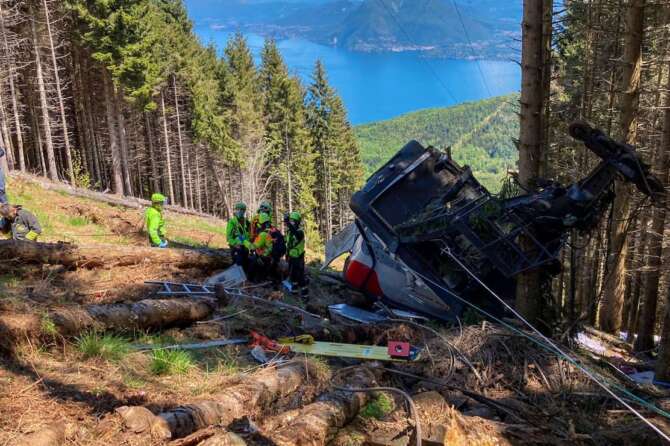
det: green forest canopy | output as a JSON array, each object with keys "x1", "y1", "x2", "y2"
[{"x1": 354, "y1": 94, "x2": 519, "y2": 191}]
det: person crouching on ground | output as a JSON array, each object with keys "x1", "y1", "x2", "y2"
[
  {"x1": 285, "y1": 211, "x2": 308, "y2": 297},
  {"x1": 226, "y1": 202, "x2": 250, "y2": 271},
  {"x1": 244, "y1": 212, "x2": 274, "y2": 283},
  {"x1": 0, "y1": 204, "x2": 42, "y2": 241},
  {"x1": 146, "y1": 193, "x2": 168, "y2": 248}
]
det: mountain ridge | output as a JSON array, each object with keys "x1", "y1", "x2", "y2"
[
  {"x1": 354, "y1": 94, "x2": 519, "y2": 191},
  {"x1": 185, "y1": 0, "x2": 521, "y2": 60}
]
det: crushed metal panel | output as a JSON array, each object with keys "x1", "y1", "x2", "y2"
[
  {"x1": 323, "y1": 222, "x2": 359, "y2": 269},
  {"x1": 205, "y1": 264, "x2": 247, "y2": 288}
]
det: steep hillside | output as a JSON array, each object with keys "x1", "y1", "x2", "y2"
[
  {"x1": 187, "y1": 0, "x2": 521, "y2": 59},
  {"x1": 355, "y1": 95, "x2": 519, "y2": 191}
]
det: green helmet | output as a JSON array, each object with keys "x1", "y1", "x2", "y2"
[
  {"x1": 259, "y1": 200, "x2": 272, "y2": 213},
  {"x1": 234, "y1": 202, "x2": 247, "y2": 211},
  {"x1": 258, "y1": 212, "x2": 271, "y2": 225},
  {"x1": 289, "y1": 211, "x2": 302, "y2": 222},
  {"x1": 151, "y1": 193, "x2": 167, "y2": 204}
]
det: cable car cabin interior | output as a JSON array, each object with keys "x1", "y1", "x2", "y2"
[{"x1": 350, "y1": 141, "x2": 520, "y2": 319}]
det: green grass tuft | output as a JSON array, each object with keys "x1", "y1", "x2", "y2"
[
  {"x1": 150, "y1": 349, "x2": 194, "y2": 376},
  {"x1": 66, "y1": 216, "x2": 90, "y2": 227},
  {"x1": 40, "y1": 315, "x2": 58, "y2": 336},
  {"x1": 76, "y1": 332, "x2": 130, "y2": 361},
  {"x1": 360, "y1": 393, "x2": 395, "y2": 420}
]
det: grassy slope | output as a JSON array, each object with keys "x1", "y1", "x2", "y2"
[
  {"x1": 354, "y1": 94, "x2": 519, "y2": 191},
  {"x1": 4, "y1": 174, "x2": 228, "y2": 248}
]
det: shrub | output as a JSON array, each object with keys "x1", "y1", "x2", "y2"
[
  {"x1": 150, "y1": 349, "x2": 194, "y2": 376},
  {"x1": 76, "y1": 332, "x2": 130, "y2": 361}
]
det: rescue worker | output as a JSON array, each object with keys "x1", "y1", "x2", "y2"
[
  {"x1": 250, "y1": 200, "x2": 273, "y2": 241},
  {"x1": 0, "y1": 204, "x2": 42, "y2": 241},
  {"x1": 285, "y1": 211, "x2": 308, "y2": 296},
  {"x1": 146, "y1": 193, "x2": 168, "y2": 248},
  {"x1": 244, "y1": 212, "x2": 274, "y2": 283},
  {"x1": 0, "y1": 145, "x2": 7, "y2": 204},
  {"x1": 226, "y1": 202, "x2": 251, "y2": 269}
]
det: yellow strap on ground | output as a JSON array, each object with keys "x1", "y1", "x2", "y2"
[{"x1": 284, "y1": 341, "x2": 399, "y2": 361}]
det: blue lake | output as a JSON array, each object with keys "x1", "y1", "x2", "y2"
[{"x1": 194, "y1": 25, "x2": 521, "y2": 125}]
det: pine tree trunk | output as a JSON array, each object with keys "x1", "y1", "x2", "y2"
[
  {"x1": 160, "y1": 90, "x2": 175, "y2": 202},
  {"x1": 0, "y1": 2, "x2": 25, "y2": 171},
  {"x1": 625, "y1": 214, "x2": 647, "y2": 340},
  {"x1": 172, "y1": 76, "x2": 189, "y2": 208},
  {"x1": 599, "y1": 0, "x2": 645, "y2": 334},
  {"x1": 0, "y1": 91, "x2": 14, "y2": 170},
  {"x1": 115, "y1": 88, "x2": 133, "y2": 195},
  {"x1": 516, "y1": 0, "x2": 551, "y2": 324},
  {"x1": 195, "y1": 146, "x2": 203, "y2": 212},
  {"x1": 103, "y1": 71, "x2": 124, "y2": 194},
  {"x1": 635, "y1": 61, "x2": 670, "y2": 352},
  {"x1": 30, "y1": 10, "x2": 58, "y2": 180},
  {"x1": 42, "y1": 0, "x2": 74, "y2": 183},
  {"x1": 144, "y1": 112, "x2": 160, "y2": 193}
]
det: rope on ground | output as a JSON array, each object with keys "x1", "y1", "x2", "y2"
[{"x1": 411, "y1": 251, "x2": 670, "y2": 442}]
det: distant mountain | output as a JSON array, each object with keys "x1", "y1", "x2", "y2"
[
  {"x1": 185, "y1": 0, "x2": 521, "y2": 60},
  {"x1": 354, "y1": 94, "x2": 519, "y2": 191}
]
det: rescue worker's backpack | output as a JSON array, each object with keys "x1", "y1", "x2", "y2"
[{"x1": 268, "y1": 227, "x2": 286, "y2": 258}]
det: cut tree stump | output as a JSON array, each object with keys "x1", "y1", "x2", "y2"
[
  {"x1": 0, "y1": 240, "x2": 230, "y2": 270},
  {"x1": 117, "y1": 363, "x2": 307, "y2": 440},
  {"x1": 259, "y1": 368, "x2": 374, "y2": 446}
]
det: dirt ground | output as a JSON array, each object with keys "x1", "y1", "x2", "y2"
[{"x1": 1, "y1": 176, "x2": 670, "y2": 445}]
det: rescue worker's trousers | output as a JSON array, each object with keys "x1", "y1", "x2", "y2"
[
  {"x1": 231, "y1": 246, "x2": 249, "y2": 272},
  {"x1": 249, "y1": 254, "x2": 272, "y2": 283},
  {"x1": 288, "y1": 255, "x2": 307, "y2": 288}
]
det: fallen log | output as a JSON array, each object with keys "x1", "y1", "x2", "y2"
[
  {"x1": 196, "y1": 433, "x2": 246, "y2": 446},
  {"x1": 117, "y1": 363, "x2": 307, "y2": 440},
  {"x1": 15, "y1": 424, "x2": 66, "y2": 446},
  {"x1": 259, "y1": 368, "x2": 373, "y2": 446},
  {"x1": 0, "y1": 240, "x2": 230, "y2": 270},
  {"x1": 0, "y1": 298, "x2": 214, "y2": 350}
]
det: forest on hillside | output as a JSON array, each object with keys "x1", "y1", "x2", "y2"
[
  {"x1": 0, "y1": 0, "x2": 363, "y2": 245},
  {"x1": 355, "y1": 94, "x2": 519, "y2": 190},
  {"x1": 517, "y1": 0, "x2": 670, "y2": 381}
]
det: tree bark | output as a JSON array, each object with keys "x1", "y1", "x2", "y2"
[
  {"x1": 30, "y1": 9, "x2": 58, "y2": 180},
  {"x1": 0, "y1": 1, "x2": 25, "y2": 171},
  {"x1": 104, "y1": 71, "x2": 124, "y2": 194},
  {"x1": 598, "y1": 0, "x2": 645, "y2": 334},
  {"x1": 160, "y1": 90, "x2": 175, "y2": 202},
  {"x1": 173, "y1": 76, "x2": 189, "y2": 208},
  {"x1": 115, "y1": 88, "x2": 133, "y2": 195},
  {"x1": 0, "y1": 298, "x2": 214, "y2": 353},
  {"x1": 515, "y1": 0, "x2": 552, "y2": 324},
  {"x1": 42, "y1": 0, "x2": 74, "y2": 183},
  {"x1": 117, "y1": 363, "x2": 307, "y2": 439},
  {"x1": 259, "y1": 368, "x2": 372, "y2": 446},
  {"x1": 0, "y1": 240, "x2": 230, "y2": 270},
  {"x1": 636, "y1": 64, "x2": 670, "y2": 352}
]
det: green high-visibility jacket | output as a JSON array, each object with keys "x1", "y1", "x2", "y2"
[
  {"x1": 226, "y1": 216, "x2": 250, "y2": 248},
  {"x1": 286, "y1": 227, "x2": 305, "y2": 258},
  {"x1": 245, "y1": 231, "x2": 273, "y2": 257},
  {"x1": 145, "y1": 205, "x2": 166, "y2": 246}
]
